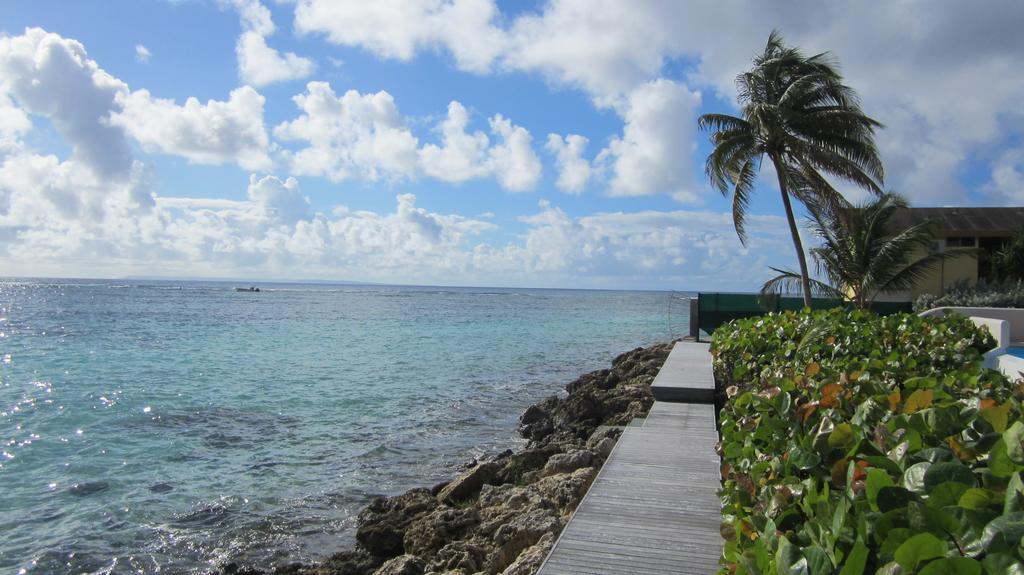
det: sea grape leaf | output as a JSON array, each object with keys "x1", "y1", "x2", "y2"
[
  {"x1": 924, "y1": 461, "x2": 977, "y2": 490},
  {"x1": 790, "y1": 447, "x2": 821, "y2": 470},
  {"x1": 877, "y1": 486, "x2": 920, "y2": 512},
  {"x1": 864, "y1": 455, "x2": 903, "y2": 476},
  {"x1": 980, "y1": 513, "x2": 1024, "y2": 555},
  {"x1": 913, "y1": 447, "x2": 957, "y2": 464},
  {"x1": 867, "y1": 468, "x2": 895, "y2": 511},
  {"x1": 776, "y1": 536, "x2": 808, "y2": 575},
  {"x1": 991, "y1": 439, "x2": 1017, "y2": 478},
  {"x1": 904, "y1": 389, "x2": 934, "y2": 414},
  {"x1": 980, "y1": 402, "x2": 1012, "y2": 433},
  {"x1": 1006, "y1": 474, "x2": 1024, "y2": 515},
  {"x1": 918, "y1": 557, "x2": 981, "y2": 575},
  {"x1": 1005, "y1": 422, "x2": 1024, "y2": 464},
  {"x1": 803, "y1": 545, "x2": 832, "y2": 575},
  {"x1": 829, "y1": 423, "x2": 856, "y2": 449},
  {"x1": 904, "y1": 461, "x2": 932, "y2": 493},
  {"x1": 839, "y1": 538, "x2": 869, "y2": 575},
  {"x1": 875, "y1": 561, "x2": 902, "y2": 575},
  {"x1": 894, "y1": 532, "x2": 947, "y2": 570},
  {"x1": 879, "y1": 527, "x2": 913, "y2": 561},
  {"x1": 927, "y1": 481, "x2": 969, "y2": 509},
  {"x1": 982, "y1": 553, "x2": 1024, "y2": 575},
  {"x1": 959, "y1": 488, "x2": 997, "y2": 510}
]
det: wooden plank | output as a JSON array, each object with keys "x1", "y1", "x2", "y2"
[
  {"x1": 650, "y1": 342, "x2": 716, "y2": 403},
  {"x1": 536, "y1": 399, "x2": 723, "y2": 575}
]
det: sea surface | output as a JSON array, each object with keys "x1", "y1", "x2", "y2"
[{"x1": 0, "y1": 278, "x2": 690, "y2": 574}]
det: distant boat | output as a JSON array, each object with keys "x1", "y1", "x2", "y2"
[{"x1": 234, "y1": 286, "x2": 260, "y2": 292}]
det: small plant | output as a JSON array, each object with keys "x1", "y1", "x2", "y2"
[
  {"x1": 914, "y1": 279, "x2": 1024, "y2": 312},
  {"x1": 713, "y1": 309, "x2": 1019, "y2": 574}
]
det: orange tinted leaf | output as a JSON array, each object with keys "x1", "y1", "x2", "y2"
[
  {"x1": 796, "y1": 401, "x2": 819, "y2": 423},
  {"x1": 820, "y1": 383, "x2": 843, "y2": 408},
  {"x1": 806, "y1": 362, "x2": 821, "y2": 377},
  {"x1": 888, "y1": 390, "x2": 901, "y2": 412},
  {"x1": 826, "y1": 336, "x2": 836, "y2": 345},
  {"x1": 947, "y1": 437, "x2": 974, "y2": 461},
  {"x1": 980, "y1": 398, "x2": 997, "y2": 409},
  {"x1": 903, "y1": 389, "x2": 934, "y2": 414}
]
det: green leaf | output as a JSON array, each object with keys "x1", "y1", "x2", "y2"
[
  {"x1": 927, "y1": 481, "x2": 969, "y2": 509},
  {"x1": 982, "y1": 553, "x2": 1024, "y2": 575},
  {"x1": 981, "y1": 402, "x2": 1012, "y2": 433},
  {"x1": 924, "y1": 461, "x2": 977, "y2": 490},
  {"x1": 1006, "y1": 474, "x2": 1024, "y2": 515},
  {"x1": 918, "y1": 557, "x2": 981, "y2": 575},
  {"x1": 991, "y1": 439, "x2": 1018, "y2": 478},
  {"x1": 839, "y1": 538, "x2": 869, "y2": 575},
  {"x1": 791, "y1": 447, "x2": 821, "y2": 470},
  {"x1": 879, "y1": 527, "x2": 914, "y2": 561},
  {"x1": 904, "y1": 461, "x2": 932, "y2": 493},
  {"x1": 894, "y1": 532, "x2": 947, "y2": 570},
  {"x1": 867, "y1": 468, "x2": 896, "y2": 511},
  {"x1": 804, "y1": 545, "x2": 832, "y2": 575},
  {"x1": 878, "y1": 486, "x2": 921, "y2": 512},
  {"x1": 1005, "y1": 422, "x2": 1024, "y2": 464},
  {"x1": 959, "y1": 488, "x2": 997, "y2": 511},
  {"x1": 981, "y1": 513, "x2": 1024, "y2": 554},
  {"x1": 776, "y1": 536, "x2": 808, "y2": 575},
  {"x1": 829, "y1": 423, "x2": 857, "y2": 449}
]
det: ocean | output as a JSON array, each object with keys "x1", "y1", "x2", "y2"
[{"x1": 0, "y1": 279, "x2": 690, "y2": 574}]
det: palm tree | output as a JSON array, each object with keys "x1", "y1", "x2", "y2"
[
  {"x1": 699, "y1": 31, "x2": 884, "y2": 307},
  {"x1": 761, "y1": 193, "x2": 972, "y2": 309}
]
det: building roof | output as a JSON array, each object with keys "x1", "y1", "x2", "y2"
[{"x1": 889, "y1": 207, "x2": 1024, "y2": 237}]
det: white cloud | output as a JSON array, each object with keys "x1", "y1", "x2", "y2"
[
  {"x1": 291, "y1": 0, "x2": 1024, "y2": 205},
  {"x1": 1, "y1": 28, "x2": 273, "y2": 174},
  {"x1": 135, "y1": 43, "x2": 151, "y2": 63},
  {"x1": 294, "y1": 0, "x2": 505, "y2": 74},
  {"x1": 418, "y1": 101, "x2": 541, "y2": 190},
  {"x1": 0, "y1": 28, "x2": 134, "y2": 180},
  {"x1": 236, "y1": 31, "x2": 315, "y2": 87},
  {"x1": 277, "y1": 88, "x2": 540, "y2": 190},
  {"x1": 228, "y1": 0, "x2": 315, "y2": 87},
  {"x1": 418, "y1": 101, "x2": 491, "y2": 183},
  {"x1": 486, "y1": 114, "x2": 542, "y2": 192},
  {"x1": 228, "y1": 0, "x2": 275, "y2": 36},
  {"x1": 597, "y1": 79, "x2": 702, "y2": 202},
  {"x1": 0, "y1": 161, "x2": 790, "y2": 289},
  {"x1": 545, "y1": 134, "x2": 590, "y2": 194},
  {"x1": 274, "y1": 82, "x2": 420, "y2": 181},
  {"x1": 246, "y1": 174, "x2": 310, "y2": 225},
  {"x1": 111, "y1": 86, "x2": 273, "y2": 171},
  {"x1": 984, "y1": 148, "x2": 1024, "y2": 204},
  {"x1": 0, "y1": 93, "x2": 31, "y2": 154}
]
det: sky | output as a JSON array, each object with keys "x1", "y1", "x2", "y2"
[{"x1": 0, "y1": 0, "x2": 1022, "y2": 290}]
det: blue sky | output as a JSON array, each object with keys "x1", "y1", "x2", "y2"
[{"x1": 1, "y1": 1, "x2": 1022, "y2": 290}]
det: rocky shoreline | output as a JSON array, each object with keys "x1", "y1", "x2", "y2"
[{"x1": 223, "y1": 342, "x2": 673, "y2": 575}]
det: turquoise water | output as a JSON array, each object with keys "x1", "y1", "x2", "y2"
[
  {"x1": 1009, "y1": 347, "x2": 1024, "y2": 359},
  {"x1": 0, "y1": 279, "x2": 688, "y2": 574}
]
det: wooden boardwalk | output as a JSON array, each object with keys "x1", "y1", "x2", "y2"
[
  {"x1": 650, "y1": 342, "x2": 716, "y2": 403},
  {"x1": 537, "y1": 344, "x2": 723, "y2": 575}
]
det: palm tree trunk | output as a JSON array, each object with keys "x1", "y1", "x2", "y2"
[{"x1": 771, "y1": 155, "x2": 813, "y2": 308}]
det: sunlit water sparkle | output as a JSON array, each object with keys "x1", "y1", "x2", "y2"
[{"x1": 0, "y1": 279, "x2": 689, "y2": 574}]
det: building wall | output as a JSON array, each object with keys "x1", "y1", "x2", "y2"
[{"x1": 908, "y1": 243, "x2": 979, "y2": 300}]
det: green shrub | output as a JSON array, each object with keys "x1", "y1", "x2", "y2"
[
  {"x1": 914, "y1": 279, "x2": 1024, "y2": 312},
  {"x1": 712, "y1": 309, "x2": 1021, "y2": 575}
]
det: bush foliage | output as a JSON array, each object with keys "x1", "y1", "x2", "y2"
[
  {"x1": 712, "y1": 308, "x2": 1023, "y2": 575},
  {"x1": 914, "y1": 279, "x2": 1024, "y2": 312}
]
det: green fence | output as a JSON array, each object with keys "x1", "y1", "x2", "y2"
[{"x1": 694, "y1": 292, "x2": 913, "y2": 335}]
